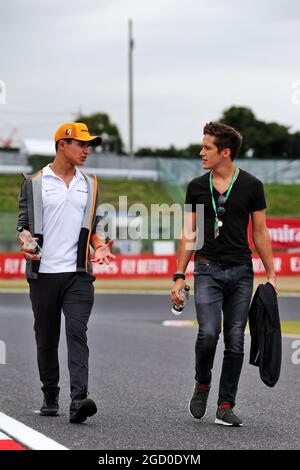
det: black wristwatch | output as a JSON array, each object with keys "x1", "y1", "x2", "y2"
[
  {"x1": 172, "y1": 272, "x2": 185, "y2": 282},
  {"x1": 17, "y1": 226, "x2": 25, "y2": 233}
]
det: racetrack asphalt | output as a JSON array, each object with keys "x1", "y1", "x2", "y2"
[{"x1": 0, "y1": 292, "x2": 299, "y2": 450}]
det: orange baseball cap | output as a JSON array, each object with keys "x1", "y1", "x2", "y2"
[{"x1": 54, "y1": 122, "x2": 102, "y2": 146}]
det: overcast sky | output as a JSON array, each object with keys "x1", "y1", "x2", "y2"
[{"x1": 0, "y1": 0, "x2": 300, "y2": 150}]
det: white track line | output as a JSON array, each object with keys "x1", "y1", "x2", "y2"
[
  {"x1": 162, "y1": 321, "x2": 300, "y2": 338},
  {"x1": 162, "y1": 320, "x2": 195, "y2": 327},
  {"x1": 0, "y1": 412, "x2": 68, "y2": 450}
]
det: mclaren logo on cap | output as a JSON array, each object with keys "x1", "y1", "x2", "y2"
[{"x1": 65, "y1": 129, "x2": 72, "y2": 136}]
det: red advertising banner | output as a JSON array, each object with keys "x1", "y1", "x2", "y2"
[
  {"x1": 1, "y1": 253, "x2": 300, "y2": 278},
  {"x1": 248, "y1": 217, "x2": 300, "y2": 249}
]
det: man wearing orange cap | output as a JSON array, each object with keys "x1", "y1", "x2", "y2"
[{"x1": 16, "y1": 123, "x2": 115, "y2": 424}]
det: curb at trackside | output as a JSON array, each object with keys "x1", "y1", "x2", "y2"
[
  {"x1": 0, "y1": 430, "x2": 26, "y2": 450},
  {"x1": 0, "y1": 412, "x2": 68, "y2": 450}
]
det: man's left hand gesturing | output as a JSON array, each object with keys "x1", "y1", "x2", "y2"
[{"x1": 91, "y1": 239, "x2": 116, "y2": 265}]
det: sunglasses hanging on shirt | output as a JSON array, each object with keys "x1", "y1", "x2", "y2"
[{"x1": 209, "y1": 168, "x2": 237, "y2": 238}]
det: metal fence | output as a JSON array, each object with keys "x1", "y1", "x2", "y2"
[
  {"x1": 1, "y1": 153, "x2": 299, "y2": 253},
  {"x1": 157, "y1": 158, "x2": 300, "y2": 185},
  {"x1": 1, "y1": 151, "x2": 299, "y2": 183}
]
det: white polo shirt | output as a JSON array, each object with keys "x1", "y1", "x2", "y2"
[{"x1": 39, "y1": 164, "x2": 88, "y2": 273}]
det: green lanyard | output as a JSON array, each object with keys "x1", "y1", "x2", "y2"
[{"x1": 209, "y1": 167, "x2": 237, "y2": 238}]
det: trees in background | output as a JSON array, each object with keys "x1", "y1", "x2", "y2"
[
  {"x1": 75, "y1": 107, "x2": 300, "y2": 158},
  {"x1": 220, "y1": 106, "x2": 300, "y2": 158},
  {"x1": 136, "y1": 106, "x2": 300, "y2": 158},
  {"x1": 76, "y1": 112, "x2": 124, "y2": 154}
]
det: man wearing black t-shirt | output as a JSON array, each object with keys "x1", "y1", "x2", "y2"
[{"x1": 171, "y1": 122, "x2": 276, "y2": 427}]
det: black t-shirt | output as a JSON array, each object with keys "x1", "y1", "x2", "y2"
[{"x1": 185, "y1": 169, "x2": 267, "y2": 265}]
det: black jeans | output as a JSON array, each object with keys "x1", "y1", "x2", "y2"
[
  {"x1": 193, "y1": 262, "x2": 253, "y2": 407},
  {"x1": 28, "y1": 272, "x2": 95, "y2": 400}
]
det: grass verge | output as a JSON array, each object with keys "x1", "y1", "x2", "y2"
[{"x1": 187, "y1": 320, "x2": 300, "y2": 336}]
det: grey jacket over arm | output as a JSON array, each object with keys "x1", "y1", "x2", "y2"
[{"x1": 16, "y1": 169, "x2": 100, "y2": 279}]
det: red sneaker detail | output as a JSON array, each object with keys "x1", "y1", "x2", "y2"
[
  {"x1": 197, "y1": 384, "x2": 210, "y2": 392},
  {"x1": 219, "y1": 403, "x2": 231, "y2": 409}
]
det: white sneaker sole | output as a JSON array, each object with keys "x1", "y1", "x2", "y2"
[{"x1": 215, "y1": 418, "x2": 243, "y2": 427}]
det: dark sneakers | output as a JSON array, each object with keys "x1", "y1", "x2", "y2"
[
  {"x1": 215, "y1": 404, "x2": 243, "y2": 427},
  {"x1": 189, "y1": 383, "x2": 210, "y2": 419},
  {"x1": 69, "y1": 398, "x2": 97, "y2": 424},
  {"x1": 40, "y1": 390, "x2": 59, "y2": 416}
]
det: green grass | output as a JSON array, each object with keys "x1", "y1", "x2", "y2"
[
  {"x1": 0, "y1": 175, "x2": 23, "y2": 212},
  {"x1": 0, "y1": 174, "x2": 299, "y2": 216},
  {"x1": 0, "y1": 175, "x2": 174, "y2": 212},
  {"x1": 189, "y1": 320, "x2": 300, "y2": 335},
  {"x1": 246, "y1": 321, "x2": 300, "y2": 336},
  {"x1": 264, "y1": 184, "x2": 300, "y2": 216},
  {"x1": 278, "y1": 321, "x2": 300, "y2": 336},
  {"x1": 98, "y1": 179, "x2": 174, "y2": 209}
]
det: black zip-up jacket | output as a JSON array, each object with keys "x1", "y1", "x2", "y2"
[{"x1": 248, "y1": 282, "x2": 281, "y2": 387}]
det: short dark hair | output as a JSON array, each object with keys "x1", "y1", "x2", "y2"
[
  {"x1": 203, "y1": 121, "x2": 243, "y2": 160},
  {"x1": 55, "y1": 138, "x2": 73, "y2": 152}
]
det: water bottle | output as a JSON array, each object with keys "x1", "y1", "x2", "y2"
[
  {"x1": 17, "y1": 227, "x2": 42, "y2": 256},
  {"x1": 26, "y1": 239, "x2": 42, "y2": 256},
  {"x1": 171, "y1": 285, "x2": 190, "y2": 315}
]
